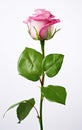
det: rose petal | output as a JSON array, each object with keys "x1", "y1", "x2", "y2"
[
  {"x1": 34, "y1": 9, "x2": 46, "y2": 14},
  {"x1": 39, "y1": 19, "x2": 60, "y2": 39},
  {"x1": 33, "y1": 9, "x2": 55, "y2": 20}
]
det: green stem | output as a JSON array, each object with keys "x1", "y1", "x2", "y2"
[
  {"x1": 40, "y1": 40, "x2": 45, "y2": 59},
  {"x1": 39, "y1": 40, "x2": 45, "y2": 130}
]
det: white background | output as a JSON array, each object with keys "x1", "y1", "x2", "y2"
[{"x1": 0, "y1": 0, "x2": 82, "y2": 130}]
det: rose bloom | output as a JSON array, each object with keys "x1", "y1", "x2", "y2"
[{"x1": 23, "y1": 9, "x2": 60, "y2": 40}]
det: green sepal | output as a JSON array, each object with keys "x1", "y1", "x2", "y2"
[
  {"x1": 33, "y1": 27, "x2": 41, "y2": 40},
  {"x1": 50, "y1": 28, "x2": 61, "y2": 39},
  {"x1": 46, "y1": 28, "x2": 61, "y2": 40},
  {"x1": 17, "y1": 47, "x2": 43, "y2": 81},
  {"x1": 43, "y1": 54, "x2": 64, "y2": 77},
  {"x1": 41, "y1": 85, "x2": 67, "y2": 105}
]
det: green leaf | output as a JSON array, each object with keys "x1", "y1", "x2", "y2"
[
  {"x1": 41, "y1": 85, "x2": 67, "y2": 105},
  {"x1": 3, "y1": 98, "x2": 35, "y2": 122},
  {"x1": 3, "y1": 100, "x2": 25, "y2": 118},
  {"x1": 17, "y1": 98, "x2": 35, "y2": 123},
  {"x1": 43, "y1": 54, "x2": 64, "y2": 77},
  {"x1": 17, "y1": 47, "x2": 43, "y2": 81}
]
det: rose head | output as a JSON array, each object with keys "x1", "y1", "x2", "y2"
[{"x1": 23, "y1": 9, "x2": 60, "y2": 40}]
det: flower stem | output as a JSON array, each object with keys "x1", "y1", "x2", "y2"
[
  {"x1": 40, "y1": 40, "x2": 45, "y2": 59},
  {"x1": 39, "y1": 94, "x2": 43, "y2": 130},
  {"x1": 39, "y1": 40, "x2": 45, "y2": 130}
]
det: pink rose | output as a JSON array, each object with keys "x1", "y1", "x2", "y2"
[{"x1": 23, "y1": 9, "x2": 60, "y2": 40}]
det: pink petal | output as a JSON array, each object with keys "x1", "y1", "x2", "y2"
[
  {"x1": 39, "y1": 19, "x2": 60, "y2": 39},
  {"x1": 23, "y1": 17, "x2": 32, "y2": 24},
  {"x1": 34, "y1": 9, "x2": 46, "y2": 13},
  {"x1": 33, "y1": 9, "x2": 55, "y2": 20}
]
